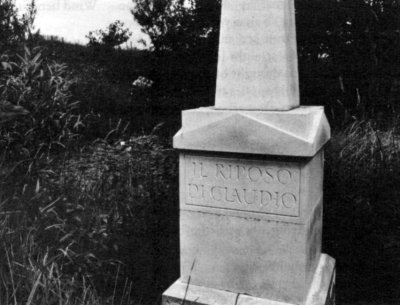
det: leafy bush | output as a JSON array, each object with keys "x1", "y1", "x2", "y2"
[
  {"x1": 86, "y1": 21, "x2": 132, "y2": 49},
  {"x1": 131, "y1": 0, "x2": 221, "y2": 110},
  {"x1": 0, "y1": 0, "x2": 36, "y2": 51},
  {"x1": 0, "y1": 47, "x2": 85, "y2": 175},
  {"x1": 132, "y1": 0, "x2": 221, "y2": 52}
]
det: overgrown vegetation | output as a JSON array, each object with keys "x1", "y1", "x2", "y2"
[
  {"x1": 131, "y1": 0, "x2": 221, "y2": 110},
  {"x1": 0, "y1": 1, "x2": 178, "y2": 304},
  {"x1": 0, "y1": 47, "x2": 84, "y2": 172},
  {"x1": 325, "y1": 122, "x2": 400, "y2": 302},
  {"x1": 297, "y1": 0, "x2": 400, "y2": 126},
  {"x1": 0, "y1": 0, "x2": 400, "y2": 304},
  {"x1": 1, "y1": 130, "x2": 178, "y2": 304},
  {"x1": 0, "y1": 0, "x2": 36, "y2": 52}
]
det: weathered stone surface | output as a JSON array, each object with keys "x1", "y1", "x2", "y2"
[
  {"x1": 162, "y1": 279, "x2": 238, "y2": 305},
  {"x1": 179, "y1": 204, "x2": 322, "y2": 304},
  {"x1": 179, "y1": 152, "x2": 324, "y2": 224},
  {"x1": 173, "y1": 107, "x2": 330, "y2": 157},
  {"x1": 176, "y1": 151, "x2": 324, "y2": 304},
  {"x1": 162, "y1": 255, "x2": 335, "y2": 305},
  {"x1": 215, "y1": 0, "x2": 299, "y2": 110},
  {"x1": 183, "y1": 155, "x2": 301, "y2": 218},
  {"x1": 305, "y1": 255, "x2": 336, "y2": 305}
]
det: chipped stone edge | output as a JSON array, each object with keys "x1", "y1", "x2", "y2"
[
  {"x1": 162, "y1": 254, "x2": 336, "y2": 305},
  {"x1": 305, "y1": 254, "x2": 336, "y2": 305}
]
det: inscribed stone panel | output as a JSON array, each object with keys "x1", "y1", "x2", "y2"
[{"x1": 184, "y1": 155, "x2": 300, "y2": 217}]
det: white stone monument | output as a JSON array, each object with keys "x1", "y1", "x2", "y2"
[{"x1": 163, "y1": 0, "x2": 336, "y2": 304}]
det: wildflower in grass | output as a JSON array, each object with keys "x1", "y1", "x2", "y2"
[
  {"x1": 131, "y1": 76, "x2": 153, "y2": 89},
  {"x1": 130, "y1": 76, "x2": 154, "y2": 117}
]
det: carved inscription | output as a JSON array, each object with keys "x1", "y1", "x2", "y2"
[{"x1": 184, "y1": 156, "x2": 300, "y2": 217}]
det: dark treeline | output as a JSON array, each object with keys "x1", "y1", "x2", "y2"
[{"x1": 297, "y1": 0, "x2": 400, "y2": 125}]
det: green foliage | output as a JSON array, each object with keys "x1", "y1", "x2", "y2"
[
  {"x1": 86, "y1": 21, "x2": 132, "y2": 49},
  {"x1": 0, "y1": 47, "x2": 85, "y2": 175}
]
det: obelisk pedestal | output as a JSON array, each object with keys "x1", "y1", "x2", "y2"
[{"x1": 162, "y1": 0, "x2": 336, "y2": 304}]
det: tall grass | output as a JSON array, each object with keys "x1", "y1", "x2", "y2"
[
  {"x1": 0, "y1": 45, "x2": 179, "y2": 304},
  {"x1": 0, "y1": 129, "x2": 178, "y2": 304},
  {"x1": 1, "y1": 218, "x2": 134, "y2": 305},
  {"x1": 324, "y1": 120, "x2": 400, "y2": 303}
]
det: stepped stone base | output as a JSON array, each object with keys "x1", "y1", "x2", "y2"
[{"x1": 162, "y1": 254, "x2": 335, "y2": 305}]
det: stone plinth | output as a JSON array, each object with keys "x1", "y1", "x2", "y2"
[
  {"x1": 163, "y1": 254, "x2": 335, "y2": 305},
  {"x1": 163, "y1": 107, "x2": 335, "y2": 305}
]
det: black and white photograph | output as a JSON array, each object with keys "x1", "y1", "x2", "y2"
[{"x1": 0, "y1": 0, "x2": 399, "y2": 304}]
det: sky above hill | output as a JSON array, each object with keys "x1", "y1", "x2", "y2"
[{"x1": 15, "y1": 0, "x2": 150, "y2": 48}]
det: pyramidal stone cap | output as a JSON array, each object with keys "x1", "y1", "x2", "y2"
[{"x1": 173, "y1": 106, "x2": 331, "y2": 157}]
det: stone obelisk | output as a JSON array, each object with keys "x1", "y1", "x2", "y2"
[{"x1": 163, "y1": 0, "x2": 336, "y2": 304}]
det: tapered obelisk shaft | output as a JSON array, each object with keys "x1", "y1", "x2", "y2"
[{"x1": 215, "y1": 0, "x2": 299, "y2": 110}]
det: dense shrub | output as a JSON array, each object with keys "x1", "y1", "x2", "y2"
[
  {"x1": 0, "y1": 0, "x2": 36, "y2": 52},
  {"x1": 0, "y1": 47, "x2": 85, "y2": 176},
  {"x1": 86, "y1": 20, "x2": 132, "y2": 49},
  {"x1": 131, "y1": 0, "x2": 221, "y2": 110},
  {"x1": 132, "y1": 0, "x2": 221, "y2": 52}
]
